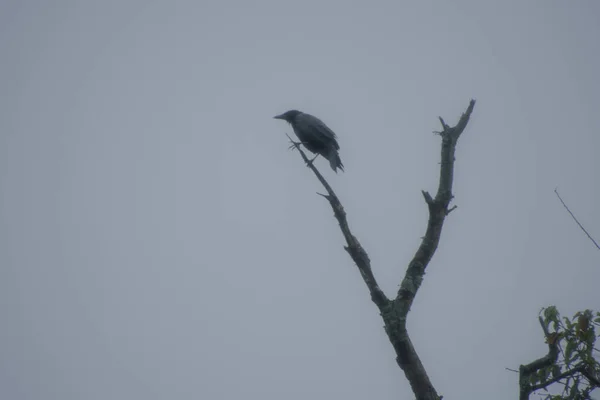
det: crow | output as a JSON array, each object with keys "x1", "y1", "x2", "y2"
[{"x1": 274, "y1": 110, "x2": 344, "y2": 173}]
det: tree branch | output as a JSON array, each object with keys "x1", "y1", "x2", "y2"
[
  {"x1": 554, "y1": 188, "x2": 600, "y2": 251},
  {"x1": 396, "y1": 99, "x2": 475, "y2": 305},
  {"x1": 518, "y1": 316, "x2": 560, "y2": 400},
  {"x1": 286, "y1": 99, "x2": 476, "y2": 400},
  {"x1": 287, "y1": 134, "x2": 388, "y2": 308},
  {"x1": 581, "y1": 365, "x2": 600, "y2": 387},
  {"x1": 530, "y1": 364, "x2": 586, "y2": 392},
  {"x1": 387, "y1": 99, "x2": 475, "y2": 399}
]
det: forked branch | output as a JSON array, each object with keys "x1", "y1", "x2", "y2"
[{"x1": 287, "y1": 99, "x2": 476, "y2": 400}]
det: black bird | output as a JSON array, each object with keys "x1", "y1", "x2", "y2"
[{"x1": 274, "y1": 110, "x2": 344, "y2": 173}]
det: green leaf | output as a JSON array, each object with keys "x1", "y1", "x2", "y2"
[
  {"x1": 544, "y1": 306, "x2": 558, "y2": 323},
  {"x1": 568, "y1": 377, "x2": 580, "y2": 399},
  {"x1": 529, "y1": 371, "x2": 538, "y2": 385},
  {"x1": 570, "y1": 351, "x2": 580, "y2": 364},
  {"x1": 565, "y1": 340, "x2": 576, "y2": 364},
  {"x1": 551, "y1": 364, "x2": 561, "y2": 378}
]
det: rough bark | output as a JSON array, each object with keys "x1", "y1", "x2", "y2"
[{"x1": 287, "y1": 99, "x2": 476, "y2": 400}]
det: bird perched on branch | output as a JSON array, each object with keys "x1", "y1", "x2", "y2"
[{"x1": 274, "y1": 110, "x2": 344, "y2": 173}]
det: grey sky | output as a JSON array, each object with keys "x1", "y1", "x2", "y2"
[{"x1": 1, "y1": 1, "x2": 599, "y2": 399}]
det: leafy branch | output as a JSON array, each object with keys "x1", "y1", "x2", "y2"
[{"x1": 519, "y1": 306, "x2": 600, "y2": 399}]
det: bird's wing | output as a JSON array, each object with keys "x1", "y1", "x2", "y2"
[{"x1": 299, "y1": 113, "x2": 340, "y2": 149}]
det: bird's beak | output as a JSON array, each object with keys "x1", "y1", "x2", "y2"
[{"x1": 273, "y1": 114, "x2": 284, "y2": 120}]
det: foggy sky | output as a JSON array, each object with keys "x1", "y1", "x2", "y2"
[{"x1": 1, "y1": 1, "x2": 599, "y2": 399}]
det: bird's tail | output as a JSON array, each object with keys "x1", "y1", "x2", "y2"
[{"x1": 328, "y1": 151, "x2": 344, "y2": 173}]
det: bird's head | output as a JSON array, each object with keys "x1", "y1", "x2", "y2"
[{"x1": 273, "y1": 109, "x2": 301, "y2": 123}]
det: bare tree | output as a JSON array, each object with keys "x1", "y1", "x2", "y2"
[{"x1": 286, "y1": 100, "x2": 475, "y2": 400}]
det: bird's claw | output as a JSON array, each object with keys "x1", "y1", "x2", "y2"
[{"x1": 288, "y1": 140, "x2": 303, "y2": 151}]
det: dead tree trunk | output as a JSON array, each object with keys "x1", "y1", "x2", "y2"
[{"x1": 286, "y1": 99, "x2": 476, "y2": 400}]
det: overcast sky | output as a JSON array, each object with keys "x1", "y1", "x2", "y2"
[{"x1": 1, "y1": 1, "x2": 599, "y2": 399}]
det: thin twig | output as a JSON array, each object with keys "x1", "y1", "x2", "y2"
[{"x1": 554, "y1": 188, "x2": 600, "y2": 250}]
